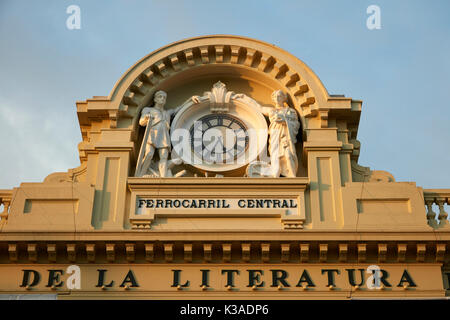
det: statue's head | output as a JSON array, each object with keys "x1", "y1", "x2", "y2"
[
  {"x1": 153, "y1": 90, "x2": 167, "y2": 106},
  {"x1": 271, "y1": 90, "x2": 287, "y2": 107}
]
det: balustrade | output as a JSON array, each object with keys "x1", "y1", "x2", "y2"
[
  {"x1": 424, "y1": 189, "x2": 450, "y2": 228},
  {"x1": 0, "y1": 190, "x2": 13, "y2": 225}
]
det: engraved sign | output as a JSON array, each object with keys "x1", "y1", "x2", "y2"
[{"x1": 136, "y1": 198, "x2": 298, "y2": 215}]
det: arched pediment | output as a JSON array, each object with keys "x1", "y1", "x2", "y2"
[{"x1": 107, "y1": 35, "x2": 331, "y2": 140}]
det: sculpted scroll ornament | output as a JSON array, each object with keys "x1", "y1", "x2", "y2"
[{"x1": 205, "y1": 81, "x2": 234, "y2": 113}]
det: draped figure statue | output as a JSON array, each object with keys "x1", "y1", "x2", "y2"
[{"x1": 259, "y1": 90, "x2": 300, "y2": 177}]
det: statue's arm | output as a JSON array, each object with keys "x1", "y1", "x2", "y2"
[
  {"x1": 139, "y1": 108, "x2": 152, "y2": 127},
  {"x1": 172, "y1": 103, "x2": 186, "y2": 115},
  {"x1": 170, "y1": 95, "x2": 202, "y2": 116}
]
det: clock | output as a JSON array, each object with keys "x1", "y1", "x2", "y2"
[
  {"x1": 170, "y1": 82, "x2": 268, "y2": 175},
  {"x1": 189, "y1": 114, "x2": 249, "y2": 164}
]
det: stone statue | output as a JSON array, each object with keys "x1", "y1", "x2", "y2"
[
  {"x1": 136, "y1": 90, "x2": 199, "y2": 177},
  {"x1": 259, "y1": 90, "x2": 300, "y2": 177}
]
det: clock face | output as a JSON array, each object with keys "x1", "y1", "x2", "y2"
[{"x1": 189, "y1": 114, "x2": 249, "y2": 164}]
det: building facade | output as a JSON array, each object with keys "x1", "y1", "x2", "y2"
[{"x1": 0, "y1": 35, "x2": 449, "y2": 299}]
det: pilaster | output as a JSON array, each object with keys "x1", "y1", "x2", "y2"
[{"x1": 304, "y1": 128, "x2": 344, "y2": 229}]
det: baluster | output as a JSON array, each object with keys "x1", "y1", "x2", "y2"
[
  {"x1": 425, "y1": 200, "x2": 438, "y2": 228},
  {"x1": 437, "y1": 199, "x2": 448, "y2": 226},
  {"x1": 0, "y1": 199, "x2": 11, "y2": 223}
]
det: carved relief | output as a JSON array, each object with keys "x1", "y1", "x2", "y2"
[{"x1": 136, "y1": 84, "x2": 302, "y2": 178}]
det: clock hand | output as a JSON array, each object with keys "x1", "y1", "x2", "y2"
[{"x1": 203, "y1": 137, "x2": 220, "y2": 159}]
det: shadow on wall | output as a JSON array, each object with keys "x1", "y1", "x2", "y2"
[{"x1": 91, "y1": 159, "x2": 112, "y2": 229}]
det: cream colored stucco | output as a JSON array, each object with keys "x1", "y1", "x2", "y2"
[{"x1": 0, "y1": 35, "x2": 448, "y2": 299}]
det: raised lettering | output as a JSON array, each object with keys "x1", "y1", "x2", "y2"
[
  {"x1": 20, "y1": 270, "x2": 40, "y2": 288},
  {"x1": 255, "y1": 199, "x2": 264, "y2": 208},
  {"x1": 120, "y1": 270, "x2": 139, "y2": 287},
  {"x1": 221, "y1": 270, "x2": 239, "y2": 287},
  {"x1": 397, "y1": 270, "x2": 417, "y2": 287},
  {"x1": 321, "y1": 269, "x2": 340, "y2": 287},
  {"x1": 96, "y1": 269, "x2": 114, "y2": 287},
  {"x1": 296, "y1": 270, "x2": 315, "y2": 287},
  {"x1": 46, "y1": 270, "x2": 64, "y2": 288},
  {"x1": 222, "y1": 200, "x2": 230, "y2": 208},
  {"x1": 165, "y1": 199, "x2": 173, "y2": 208},
  {"x1": 171, "y1": 270, "x2": 189, "y2": 287},
  {"x1": 207, "y1": 199, "x2": 216, "y2": 208},
  {"x1": 264, "y1": 199, "x2": 272, "y2": 207},
  {"x1": 346, "y1": 269, "x2": 365, "y2": 286},
  {"x1": 247, "y1": 270, "x2": 264, "y2": 287},
  {"x1": 200, "y1": 269, "x2": 210, "y2": 287},
  {"x1": 270, "y1": 269, "x2": 290, "y2": 287}
]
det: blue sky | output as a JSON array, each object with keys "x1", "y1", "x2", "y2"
[{"x1": 0, "y1": 0, "x2": 449, "y2": 189}]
